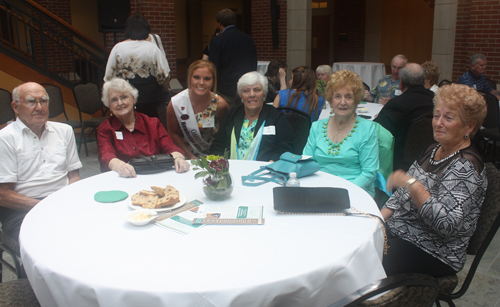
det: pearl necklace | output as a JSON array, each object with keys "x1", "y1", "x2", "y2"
[
  {"x1": 323, "y1": 117, "x2": 358, "y2": 156},
  {"x1": 429, "y1": 144, "x2": 460, "y2": 165}
]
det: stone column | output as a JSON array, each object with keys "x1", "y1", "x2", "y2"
[
  {"x1": 432, "y1": 0, "x2": 458, "y2": 82},
  {"x1": 287, "y1": 0, "x2": 312, "y2": 71}
]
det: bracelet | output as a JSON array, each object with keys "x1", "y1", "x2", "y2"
[{"x1": 405, "y1": 177, "x2": 417, "y2": 190}]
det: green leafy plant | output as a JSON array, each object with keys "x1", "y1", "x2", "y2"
[{"x1": 192, "y1": 151, "x2": 231, "y2": 190}]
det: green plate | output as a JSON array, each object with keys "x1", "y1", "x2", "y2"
[{"x1": 94, "y1": 190, "x2": 129, "y2": 203}]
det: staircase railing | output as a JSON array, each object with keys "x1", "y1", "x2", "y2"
[{"x1": 0, "y1": 0, "x2": 108, "y2": 89}]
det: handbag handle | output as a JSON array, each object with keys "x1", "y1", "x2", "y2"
[
  {"x1": 242, "y1": 167, "x2": 287, "y2": 186},
  {"x1": 131, "y1": 155, "x2": 161, "y2": 170}
]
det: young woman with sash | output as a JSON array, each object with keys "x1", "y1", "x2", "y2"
[
  {"x1": 166, "y1": 60, "x2": 228, "y2": 159},
  {"x1": 210, "y1": 72, "x2": 295, "y2": 162}
]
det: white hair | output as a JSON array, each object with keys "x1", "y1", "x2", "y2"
[
  {"x1": 316, "y1": 65, "x2": 332, "y2": 75},
  {"x1": 102, "y1": 78, "x2": 139, "y2": 107},
  {"x1": 237, "y1": 72, "x2": 268, "y2": 98}
]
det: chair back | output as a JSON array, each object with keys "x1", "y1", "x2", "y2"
[
  {"x1": 401, "y1": 115, "x2": 435, "y2": 170},
  {"x1": 73, "y1": 82, "x2": 104, "y2": 116},
  {"x1": 363, "y1": 82, "x2": 370, "y2": 91},
  {"x1": 478, "y1": 90, "x2": 499, "y2": 129},
  {"x1": 467, "y1": 162, "x2": 500, "y2": 255},
  {"x1": 0, "y1": 88, "x2": 15, "y2": 125},
  {"x1": 41, "y1": 83, "x2": 68, "y2": 120},
  {"x1": 277, "y1": 106, "x2": 312, "y2": 154},
  {"x1": 157, "y1": 102, "x2": 168, "y2": 131},
  {"x1": 329, "y1": 273, "x2": 439, "y2": 307},
  {"x1": 373, "y1": 122, "x2": 394, "y2": 180},
  {"x1": 486, "y1": 78, "x2": 497, "y2": 91}
]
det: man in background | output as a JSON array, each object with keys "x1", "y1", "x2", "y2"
[
  {"x1": 374, "y1": 63, "x2": 434, "y2": 170},
  {"x1": 209, "y1": 8, "x2": 257, "y2": 108},
  {"x1": 364, "y1": 54, "x2": 407, "y2": 104},
  {"x1": 457, "y1": 53, "x2": 500, "y2": 99}
]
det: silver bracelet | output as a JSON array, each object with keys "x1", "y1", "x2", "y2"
[{"x1": 405, "y1": 178, "x2": 417, "y2": 190}]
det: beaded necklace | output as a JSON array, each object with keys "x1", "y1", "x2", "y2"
[
  {"x1": 323, "y1": 117, "x2": 358, "y2": 156},
  {"x1": 429, "y1": 144, "x2": 460, "y2": 165}
]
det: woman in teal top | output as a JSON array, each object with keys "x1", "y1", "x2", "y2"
[{"x1": 303, "y1": 70, "x2": 379, "y2": 197}]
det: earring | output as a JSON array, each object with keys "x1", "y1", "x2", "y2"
[
  {"x1": 241, "y1": 99, "x2": 244, "y2": 103},
  {"x1": 134, "y1": 105, "x2": 136, "y2": 109},
  {"x1": 465, "y1": 134, "x2": 469, "y2": 139}
]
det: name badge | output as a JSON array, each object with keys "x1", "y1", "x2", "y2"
[
  {"x1": 263, "y1": 125, "x2": 276, "y2": 135},
  {"x1": 202, "y1": 117, "x2": 215, "y2": 128},
  {"x1": 115, "y1": 131, "x2": 123, "y2": 140}
]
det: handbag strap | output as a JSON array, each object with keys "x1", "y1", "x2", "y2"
[
  {"x1": 242, "y1": 167, "x2": 287, "y2": 186},
  {"x1": 275, "y1": 206, "x2": 388, "y2": 255},
  {"x1": 152, "y1": 34, "x2": 160, "y2": 48}
]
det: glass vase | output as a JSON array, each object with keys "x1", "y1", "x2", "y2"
[{"x1": 203, "y1": 172, "x2": 233, "y2": 201}]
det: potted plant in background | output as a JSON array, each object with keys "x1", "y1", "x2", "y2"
[{"x1": 192, "y1": 152, "x2": 233, "y2": 201}]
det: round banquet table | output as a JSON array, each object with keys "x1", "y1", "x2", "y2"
[
  {"x1": 332, "y1": 62, "x2": 386, "y2": 89},
  {"x1": 20, "y1": 160, "x2": 386, "y2": 307}
]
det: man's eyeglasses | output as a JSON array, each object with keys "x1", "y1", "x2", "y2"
[{"x1": 17, "y1": 98, "x2": 49, "y2": 108}]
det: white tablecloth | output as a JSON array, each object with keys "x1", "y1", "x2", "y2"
[
  {"x1": 332, "y1": 62, "x2": 386, "y2": 89},
  {"x1": 20, "y1": 160, "x2": 385, "y2": 307},
  {"x1": 257, "y1": 61, "x2": 270, "y2": 75},
  {"x1": 319, "y1": 102, "x2": 384, "y2": 121}
]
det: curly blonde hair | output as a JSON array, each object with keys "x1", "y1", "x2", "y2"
[
  {"x1": 421, "y1": 60, "x2": 440, "y2": 86},
  {"x1": 433, "y1": 84, "x2": 487, "y2": 137},
  {"x1": 325, "y1": 70, "x2": 364, "y2": 103}
]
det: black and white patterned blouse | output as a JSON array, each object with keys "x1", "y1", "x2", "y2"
[{"x1": 384, "y1": 144, "x2": 487, "y2": 272}]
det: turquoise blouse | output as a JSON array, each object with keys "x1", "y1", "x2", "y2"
[{"x1": 302, "y1": 116, "x2": 379, "y2": 197}]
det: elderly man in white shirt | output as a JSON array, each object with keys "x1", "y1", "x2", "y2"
[{"x1": 0, "y1": 82, "x2": 82, "y2": 243}]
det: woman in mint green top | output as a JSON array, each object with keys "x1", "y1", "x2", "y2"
[{"x1": 303, "y1": 70, "x2": 379, "y2": 197}]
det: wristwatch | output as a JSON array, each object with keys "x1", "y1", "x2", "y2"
[{"x1": 405, "y1": 178, "x2": 417, "y2": 190}]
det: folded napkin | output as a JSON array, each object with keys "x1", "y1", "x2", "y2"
[{"x1": 94, "y1": 191, "x2": 129, "y2": 203}]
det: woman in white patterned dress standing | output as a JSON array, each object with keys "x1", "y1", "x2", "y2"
[{"x1": 104, "y1": 12, "x2": 170, "y2": 118}]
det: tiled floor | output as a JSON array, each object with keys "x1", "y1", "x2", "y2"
[{"x1": 3, "y1": 141, "x2": 500, "y2": 306}]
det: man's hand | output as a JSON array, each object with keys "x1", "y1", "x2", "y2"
[
  {"x1": 378, "y1": 94, "x2": 391, "y2": 105},
  {"x1": 363, "y1": 90, "x2": 373, "y2": 102}
]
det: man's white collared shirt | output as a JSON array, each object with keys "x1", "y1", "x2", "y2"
[{"x1": 0, "y1": 118, "x2": 82, "y2": 198}]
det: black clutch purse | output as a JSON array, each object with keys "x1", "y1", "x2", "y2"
[
  {"x1": 273, "y1": 187, "x2": 351, "y2": 214},
  {"x1": 128, "y1": 154, "x2": 175, "y2": 174}
]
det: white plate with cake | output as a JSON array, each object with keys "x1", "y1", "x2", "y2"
[{"x1": 128, "y1": 185, "x2": 187, "y2": 212}]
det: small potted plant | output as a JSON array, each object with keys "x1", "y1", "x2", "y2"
[{"x1": 192, "y1": 151, "x2": 233, "y2": 201}]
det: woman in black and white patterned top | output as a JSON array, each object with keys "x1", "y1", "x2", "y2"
[{"x1": 381, "y1": 83, "x2": 488, "y2": 277}]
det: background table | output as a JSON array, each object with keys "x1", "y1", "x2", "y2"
[
  {"x1": 319, "y1": 102, "x2": 384, "y2": 121},
  {"x1": 20, "y1": 160, "x2": 385, "y2": 307},
  {"x1": 257, "y1": 61, "x2": 270, "y2": 75},
  {"x1": 332, "y1": 62, "x2": 386, "y2": 89}
]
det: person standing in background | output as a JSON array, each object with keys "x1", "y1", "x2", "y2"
[{"x1": 209, "y1": 8, "x2": 257, "y2": 109}]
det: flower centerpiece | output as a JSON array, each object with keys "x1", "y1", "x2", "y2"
[{"x1": 192, "y1": 152, "x2": 233, "y2": 201}]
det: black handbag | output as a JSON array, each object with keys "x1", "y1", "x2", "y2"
[
  {"x1": 273, "y1": 187, "x2": 351, "y2": 214},
  {"x1": 128, "y1": 154, "x2": 175, "y2": 174}
]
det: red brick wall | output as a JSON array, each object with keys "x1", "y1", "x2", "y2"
[
  {"x1": 333, "y1": 0, "x2": 365, "y2": 62},
  {"x1": 251, "y1": 0, "x2": 287, "y2": 62},
  {"x1": 104, "y1": 0, "x2": 177, "y2": 78},
  {"x1": 34, "y1": 0, "x2": 72, "y2": 24},
  {"x1": 452, "y1": 0, "x2": 500, "y2": 83}
]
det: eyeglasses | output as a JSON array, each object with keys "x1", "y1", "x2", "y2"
[{"x1": 18, "y1": 98, "x2": 49, "y2": 108}]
